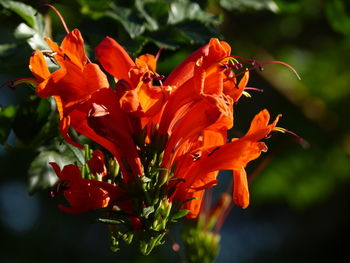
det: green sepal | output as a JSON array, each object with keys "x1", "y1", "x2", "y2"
[{"x1": 171, "y1": 209, "x2": 190, "y2": 220}]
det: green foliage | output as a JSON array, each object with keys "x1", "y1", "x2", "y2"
[
  {"x1": 0, "y1": 105, "x2": 17, "y2": 144},
  {"x1": 12, "y1": 96, "x2": 58, "y2": 146},
  {"x1": 0, "y1": 0, "x2": 47, "y2": 49},
  {"x1": 0, "y1": 1, "x2": 350, "y2": 261},
  {"x1": 27, "y1": 141, "x2": 85, "y2": 194},
  {"x1": 77, "y1": 0, "x2": 221, "y2": 53},
  {"x1": 219, "y1": 0, "x2": 279, "y2": 12},
  {"x1": 325, "y1": 0, "x2": 350, "y2": 37},
  {"x1": 181, "y1": 220, "x2": 220, "y2": 263}
]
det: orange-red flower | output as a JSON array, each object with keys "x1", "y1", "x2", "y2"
[
  {"x1": 29, "y1": 30, "x2": 143, "y2": 180},
  {"x1": 50, "y1": 162, "x2": 125, "y2": 214},
  {"x1": 87, "y1": 149, "x2": 107, "y2": 177},
  {"x1": 29, "y1": 29, "x2": 109, "y2": 148},
  {"x1": 27, "y1": 31, "x2": 281, "y2": 221},
  {"x1": 158, "y1": 39, "x2": 249, "y2": 169},
  {"x1": 152, "y1": 38, "x2": 279, "y2": 218},
  {"x1": 95, "y1": 37, "x2": 173, "y2": 128},
  {"x1": 173, "y1": 109, "x2": 280, "y2": 217}
]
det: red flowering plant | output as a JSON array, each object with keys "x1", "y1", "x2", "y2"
[{"x1": 8, "y1": 4, "x2": 302, "y2": 259}]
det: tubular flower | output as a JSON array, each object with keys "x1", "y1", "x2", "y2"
[
  {"x1": 155, "y1": 38, "x2": 262, "y2": 217},
  {"x1": 29, "y1": 29, "x2": 109, "y2": 147},
  {"x1": 50, "y1": 162, "x2": 125, "y2": 214},
  {"x1": 95, "y1": 37, "x2": 174, "y2": 128},
  {"x1": 28, "y1": 30, "x2": 143, "y2": 179},
  {"x1": 172, "y1": 109, "x2": 280, "y2": 217},
  {"x1": 22, "y1": 21, "x2": 292, "y2": 254}
]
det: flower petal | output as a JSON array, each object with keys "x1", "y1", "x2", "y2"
[
  {"x1": 233, "y1": 168, "x2": 249, "y2": 208},
  {"x1": 95, "y1": 37, "x2": 135, "y2": 81},
  {"x1": 29, "y1": 51, "x2": 50, "y2": 81},
  {"x1": 60, "y1": 29, "x2": 87, "y2": 69}
]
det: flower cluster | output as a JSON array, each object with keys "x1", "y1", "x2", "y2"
[{"x1": 25, "y1": 28, "x2": 282, "y2": 254}]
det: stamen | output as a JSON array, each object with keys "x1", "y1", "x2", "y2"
[
  {"x1": 155, "y1": 47, "x2": 164, "y2": 61},
  {"x1": 31, "y1": 50, "x2": 56, "y2": 56},
  {"x1": 142, "y1": 72, "x2": 152, "y2": 83},
  {"x1": 245, "y1": 87, "x2": 264, "y2": 93},
  {"x1": 42, "y1": 4, "x2": 70, "y2": 34},
  {"x1": 1, "y1": 78, "x2": 38, "y2": 89},
  {"x1": 273, "y1": 127, "x2": 309, "y2": 148},
  {"x1": 192, "y1": 153, "x2": 201, "y2": 161},
  {"x1": 261, "y1": 60, "x2": 301, "y2": 80},
  {"x1": 155, "y1": 74, "x2": 165, "y2": 86},
  {"x1": 231, "y1": 56, "x2": 301, "y2": 80},
  {"x1": 155, "y1": 74, "x2": 165, "y2": 81},
  {"x1": 242, "y1": 91, "x2": 252, "y2": 98}
]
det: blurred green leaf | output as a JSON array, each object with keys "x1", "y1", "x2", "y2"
[
  {"x1": 124, "y1": 36, "x2": 149, "y2": 57},
  {"x1": 75, "y1": 0, "x2": 221, "y2": 51},
  {"x1": 171, "y1": 209, "x2": 189, "y2": 220},
  {"x1": 326, "y1": 0, "x2": 350, "y2": 37},
  {"x1": 168, "y1": 0, "x2": 221, "y2": 25},
  {"x1": 106, "y1": 4, "x2": 145, "y2": 38},
  {"x1": 12, "y1": 96, "x2": 58, "y2": 146},
  {"x1": 174, "y1": 20, "x2": 218, "y2": 44},
  {"x1": 0, "y1": 105, "x2": 17, "y2": 145},
  {"x1": 220, "y1": 0, "x2": 279, "y2": 12},
  {"x1": 0, "y1": 0, "x2": 47, "y2": 49},
  {"x1": 28, "y1": 150, "x2": 62, "y2": 194},
  {"x1": 0, "y1": 43, "x2": 17, "y2": 56},
  {"x1": 252, "y1": 145, "x2": 350, "y2": 209},
  {"x1": 135, "y1": 0, "x2": 168, "y2": 31},
  {"x1": 0, "y1": 0, "x2": 41, "y2": 30},
  {"x1": 64, "y1": 142, "x2": 84, "y2": 166},
  {"x1": 28, "y1": 140, "x2": 85, "y2": 194}
]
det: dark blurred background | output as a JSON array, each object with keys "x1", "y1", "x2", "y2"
[{"x1": 1, "y1": 0, "x2": 349, "y2": 262}]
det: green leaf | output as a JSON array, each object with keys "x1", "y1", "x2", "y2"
[
  {"x1": 27, "y1": 139, "x2": 86, "y2": 194},
  {"x1": 326, "y1": 0, "x2": 350, "y2": 37},
  {"x1": 0, "y1": 43, "x2": 17, "y2": 56},
  {"x1": 220, "y1": 0, "x2": 279, "y2": 13},
  {"x1": 12, "y1": 96, "x2": 58, "y2": 146},
  {"x1": 135, "y1": 0, "x2": 158, "y2": 31},
  {"x1": 174, "y1": 20, "x2": 218, "y2": 44},
  {"x1": 145, "y1": 27, "x2": 184, "y2": 49},
  {"x1": 27, "y1": 150, "x2": 63, "y2": 194},
  {"x1": 0, "y1": 105, "x2": 17, "y2": 145},
  {"x1": 106, "y1": 4, "x2": 145, "y2": 38},
  {"x1": 135, "y1": 0, "x2": 168, "y2": 31},
  {"x1": 1, "y1": 0, "x2": 38, "y2": 29},
  {"x1": 168, "y1": 0, "x2": 220, "y2": 25},
  {"x1": 142, "y1": 206, "x2": 155, "y2": 218},
  {"x1": 171, "y1": 209, "x2": 190, "y2": 220},
  {"x1": 123, "y1": 36, "x2": 149, "y2": 57},
  {"x1": 0, "y1": 0, "x2": 47, "y2": 49},
  {"x1": 98, "y1": 218, "x2": 125, "y2": 225},
  {"x1": 64, "y1": 142, "x2": 85, "y2": 166}
]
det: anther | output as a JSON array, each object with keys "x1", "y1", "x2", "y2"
[
  {"x1": 192, "y1": 153, "x2": 201, "y2": 161},
  {"x1": 155, "y1": 74, "x2": 165, "y2": 81}
]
